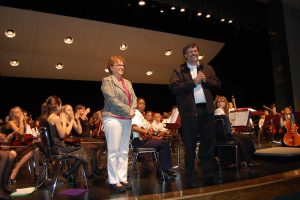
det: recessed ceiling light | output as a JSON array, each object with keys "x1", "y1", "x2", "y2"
[
  {"x1": 220, "y1": 18, "x2": 225, "y2": 22},
  {"x1": 120, "y1": 43, "x2": 128, "y2": 51},
  {"x1": 165, "y1": 50, "x2": 173, "y2": 56},
  {"x1": 105, "y1": 68, "x2": 109, "y2": 73},
  {"x1": 170, "y1": 6, "x2": 176, "y2": 10},
  {"x1": 138, "y1": 0, "x2": 145, "y2": 6},
  {"x1": 180, "y1": 8, "x2": 185, "y2": 12},
  {"x1": 198, "y1": 55, "x2": 204, "y2": 60},
  {"x1": 228, "y1": 20, "x2": 233, "y2": 23},
  {"x1": 10, "y1": 60, "x2": 19, "y2": 66},
  {"x1": 197, "y1": 12, "x2": 202, "y2": 16},
  {"x1": 146, "y1": 70, "x2": 153, "y2": 76},
  {"x1": 64, "y1": 36, "x2": 73, "y2": 44},
  {"x1": 206, "y1": 14, "x2": 211, "y2": 18},
  {"x1": 55, "y1": 63, "x2": 64, "y2": 69},
  {"x1": 160, "y1": 10, "x2": 164, "y2": 13},
  {"x1": 5, "y1": 30, "x2": 16, "y2": 38}
]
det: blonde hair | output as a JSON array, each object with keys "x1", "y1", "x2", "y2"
[{"x1": 215, "y1": 95, "x2": 229, "y2": 116}]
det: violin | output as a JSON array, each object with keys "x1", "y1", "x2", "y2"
[
  {"x1": 11, "y1": 134, "x2": 35, "y2": 146},
  {"x1": 139, "y1": 127, "x2": 152, "y2": 140},
  {"x1": 64, "y1": 136, "x2": 81, "y2": 146},
  {"x1": 91, "y1": 120, "x2": 105, "y2": 139}
]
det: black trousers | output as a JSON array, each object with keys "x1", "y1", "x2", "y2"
[
  {"x1": 131, "y1": 138, "x2": 172, "y2": 171},
  {"x1": 181, "y1": 106, "x2": 216, "y2": 178}
]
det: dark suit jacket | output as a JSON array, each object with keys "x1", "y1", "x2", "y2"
[{"x1": 169, "y1": 63, "x2": 221, "y2": 117}]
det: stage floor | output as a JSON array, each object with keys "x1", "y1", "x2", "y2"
[{"x1": 9, "y1": 138, "x2": 300, "y2": 200}]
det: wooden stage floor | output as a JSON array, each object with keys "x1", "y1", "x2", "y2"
[{"x1": 10, "y1": 139, "x2": 300, "y2": 200}]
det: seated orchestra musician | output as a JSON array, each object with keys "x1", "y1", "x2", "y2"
[
  {"x1": 86, "y1": 110, "x2": 107, "y2": 175},
  {"x1": 214, "y1": 96, "x2": 258, "y2": 168},
  {"x1": 1, "y1": 106, "x2": 40, "y2": 189},
  {"x1": 0, "y1": 149, "x2": 16, "y2": 200},
  {"x1": 151, "y1": 113, "x2": 171, "y2": 138},
  {"x1": 131, "y1": 98, "x2": 176, "y2": 180},
  {"x1": 280, "y1": 106, "x2": 296, "y2": 128},
  {"x1": 40, "y1": 95, "x2": 89, "y2": 187},
  {"x1": 280, "y1": 106, "x2": 300, "y2": 146}
]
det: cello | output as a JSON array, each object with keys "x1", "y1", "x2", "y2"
[{"x1": 283, "y1": 118, "x2": 300, "y2": 147}]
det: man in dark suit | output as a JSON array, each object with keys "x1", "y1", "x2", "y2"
[{"x1": 169, "y1": 43, "x2": 222, "y2": 186}]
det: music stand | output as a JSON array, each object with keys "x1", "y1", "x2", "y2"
[
  {"x1": 164, "y1": 107, "x2": 182, "y2": 169},
  {"x1": 229, "y1": 108, "x2": 251, "y2": 133}
]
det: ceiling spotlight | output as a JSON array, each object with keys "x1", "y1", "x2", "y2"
[
  {"x1": 120, "y1": 43, "x2": 128, "y2": 51},
  {"x1": 197, "y1": 12, "x2": 202, "y2": 16},
  {"x1": 10, "y1": 60, "x2": 19, "y2": 67},
  {"x1": 146, "y1": 70, "x2": 153, "y2": 76},
  {"x1": 105, "y1": 68, "x2": 109, "y2": 73},
  {"x1": 220, "y1": 18, "x2": 225, "y2": 22},
  {"x1": 180, "y1": 8, "x2": 185, "y2": 12},
  {"x1": 170, "y1": 6, "x2": 176, "y2": 10},
  {"x1": 5, "y1": 29, "x2": 16, "y2": 38},
  {"x1": 198, "y1": 55, "x2": 204, "y2": 60},
  {"x1": 228, "y1": 20, "x2": 233, "y2": 23},
  {"x1": 165, "y1": 50, "x2": 172, "y2": 56},
  {"x1": 160, "y1": 10, "x2": 164, "y2": 13},
  {"x1": 138, "y1": 0, "x2": 145, "y2": 6},
  {"x1": 64, "y1": 36, "x2": 74, "y2": 44},
  {"x1": 55, "y1": 63, "x2": 64, "y2": 70},
  {"x1": 206, "y1": 14, "x2": 211, "y2": 18}
]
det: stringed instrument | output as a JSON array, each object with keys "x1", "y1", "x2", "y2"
[
  {"x1": 91, "y1": 120, "x2": 105, "y2": 139},
  {"x1": 232, "y1": 95, "x2": 237, "y2": 109},
  {"x1": 64, "y1": 136, "x2": 81, "y2": 146},
  {"x1": 283, "y1": 119, "x2": 300, "y2": 147},
  {"x1": 13, "y1": 134, "x2": 35, "y2": 146}
]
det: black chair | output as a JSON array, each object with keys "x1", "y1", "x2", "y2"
[
  {"x1": 128, "y1": 139, "x2": 165, "y2": 181},
  {"x1": 214, "y1": 116, "x2": 239, "y2": 168},
  {"x1": 36, "y1": 124, "x2": 88, "y2": 197}
]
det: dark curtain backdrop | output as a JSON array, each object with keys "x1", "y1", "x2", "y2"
[{"x1": 0, "y1": 77, "x2": 177, "y2": 120}]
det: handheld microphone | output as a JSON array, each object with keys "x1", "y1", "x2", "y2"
[{"x1": 197, "y1": 63, "x2": 204, "y2": 83}]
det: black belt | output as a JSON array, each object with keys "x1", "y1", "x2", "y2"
[{"x1": 196, "y1": 103, "x2": 207, "y2": 107}]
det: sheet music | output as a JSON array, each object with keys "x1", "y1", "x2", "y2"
[{"x1": 229, "y1": 110, "x2": 250, "y2": 127}]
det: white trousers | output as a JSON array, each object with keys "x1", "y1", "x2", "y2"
[{"x1": 103, "y1": 116, "x2": 131, "y2": 184}]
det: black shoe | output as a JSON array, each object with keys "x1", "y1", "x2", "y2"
[
  {"x1": 63, "y1": 173, "x2": 77, "y2": 188},
  {"x1": 109, "y1": 184, "x2": 126, "y2": 193},
  {"x1": 5, "y1": 179, "x2": 16, "y2": 194},
  {"x1": 222, "y1": 163, "x2": 237, "y2": 169},
  {"x1": 204, "y1": 176, "x2": 223, "y2": 185},
  {"x1": 164, "y1": 169, "x2": 176, "y2": 175},
  {"x1": 121, "y1": 181, "x2": 132, "y2": 190},
  {"x1": 156, "y1": 172, "x2": 176, "y2": 181},
  {"x1": 186, "y1": 176, "x2": 198, "y2": 187},
  {"x1": 247, "y1": 161, "x2": 259, "y2": 167}
]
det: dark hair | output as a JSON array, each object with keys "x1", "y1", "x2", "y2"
[
  {"x1": 182, "y1": 43, "x2": 199, "y2": 55},
  {"x1": 75, "y1": 104, "x2": 85, "y2": 111},
  {"x1": 137, "y1": 97, "x2": 145, "y2": 103},
  {"x1": 40, "y1": 95, "x2": 62, "y2": 120}
]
